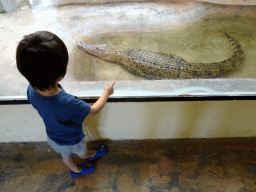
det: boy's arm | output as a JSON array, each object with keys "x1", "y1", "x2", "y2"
[{"x1": 87, "y1": 80, "x2": 115, "y2": 117}]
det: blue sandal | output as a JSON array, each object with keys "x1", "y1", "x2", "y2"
[
  {"x1": 70, "y1": 162, "x2": 95, "y2": 178},
  {"x1": 87, "y1": 143, "x2": 108, "y2": 161}
]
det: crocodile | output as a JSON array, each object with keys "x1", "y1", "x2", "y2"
[{"x1": 77, "y1": 33, "x2": 244, "y2": 79}]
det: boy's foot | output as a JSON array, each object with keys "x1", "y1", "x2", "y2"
[
  {"x1": 70, "y1": 162, "x2": 95, "y2": 178},
  {"x1": 87, "y1": 143, "x2": 108, "y2": 161}
]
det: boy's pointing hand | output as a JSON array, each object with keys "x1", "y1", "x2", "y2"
[{"x1": 104, "y1": 80, "x2": 115, "y2": 96}]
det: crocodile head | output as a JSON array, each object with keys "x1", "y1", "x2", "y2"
[
  {"x1": 78, "y1": 42, "x2": 123, "y2": 57},
  {"x1": 78, "y1": 42, "x2": 107, "y2": 56}
]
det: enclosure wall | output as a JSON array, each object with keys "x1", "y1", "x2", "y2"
[{"x1": 1, "y1": 100, "x2": 256, "y2": 142}]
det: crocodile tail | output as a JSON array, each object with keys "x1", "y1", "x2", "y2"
[
  {"x1": 188, "y1": 33, "x2": 244, "y2": 78},
  {"x1": 223, "y1": 33, "x2": 244, "y2": 68},
  {"x1": 218, "y1": 33, "x2": 244, "y2": 75}
]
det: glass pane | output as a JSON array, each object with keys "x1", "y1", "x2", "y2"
[{"x1": 1, "y1": 0, "x2": 256, "y2": 99}]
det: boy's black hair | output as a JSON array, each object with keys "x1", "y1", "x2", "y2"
[{"x1": 16, "y1": 31, "x2": 69, "y2": 91}]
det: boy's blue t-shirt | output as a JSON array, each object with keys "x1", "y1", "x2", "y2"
[{"x1": 27, "y1": 84, "x2": 91, "y2": 146}]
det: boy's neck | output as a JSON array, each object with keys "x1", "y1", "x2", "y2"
[
  {"x1": 35, "y1": 77, "x2": 64, "y2": 97},
  {"x1": 36, "y1": 86, "x2": 61, "y2": 97}
]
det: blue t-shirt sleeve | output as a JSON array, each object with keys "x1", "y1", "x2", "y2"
[{"x1": 68, "y1": 96, "x2": 91, "y2": 124}]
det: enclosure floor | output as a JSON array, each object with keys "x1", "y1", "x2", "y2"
[{"x1": 1, "y1": 138, "x2": 256, "y2": 192}]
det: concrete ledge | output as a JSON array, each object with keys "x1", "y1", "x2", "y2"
[
  {"x1": 23, "y1": 0, "x2": 256, "y2": 10},
  {"x1": 33, "y1": 0, "x2": 256, "y2": 7},
  {"x1": 1, "y1": 79, "x2": 256, "y2": 104}
]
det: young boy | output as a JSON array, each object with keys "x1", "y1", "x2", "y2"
[{"x1": 16, "y1": 31, "x2": 115, "y2": 178}]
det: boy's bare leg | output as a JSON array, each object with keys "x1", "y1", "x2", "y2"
[
  {"x1": 62, "y1": 155, "x2": 82, "y2": 173},
  {"x1": 78, "y1": 149, "x2": 97, "y2": 159},
  {"x1": 62, "y1": 150, "x2": 97, "y2": 173},
  {"x1": 87, "y1": 149, "x2": 97, "y2": 158}
]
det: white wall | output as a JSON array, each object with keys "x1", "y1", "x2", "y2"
[{"x1": 1, "y1": 100, "x2": 256, "y2": 143}]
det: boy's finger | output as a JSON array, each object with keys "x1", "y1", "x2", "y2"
[{"x1": 110, "y1": 80, "x2": 116, "y2": 86}]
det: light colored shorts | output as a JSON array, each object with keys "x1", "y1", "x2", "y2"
[{"x1": 47, "y1": 136, "x2": 87, "y2": 158}]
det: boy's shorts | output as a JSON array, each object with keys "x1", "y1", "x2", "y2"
[{"x1": 47, "y1": 135, "x2": 87, "y2": 158}]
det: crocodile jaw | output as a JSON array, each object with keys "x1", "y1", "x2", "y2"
[{"x1": 78, "y1": 42, "x2": 108, "y2": 57}]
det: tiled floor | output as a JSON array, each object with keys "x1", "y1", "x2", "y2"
[{"x1": 1, "y1": 138, "x2": 256, "y2": 191}]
